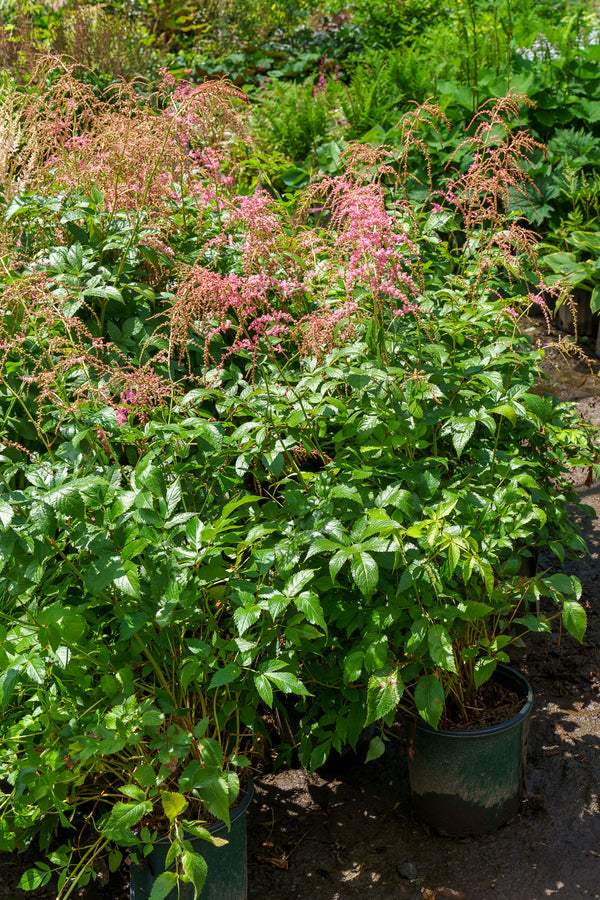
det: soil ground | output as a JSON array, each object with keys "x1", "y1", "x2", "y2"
[{"x1": 2, "y1": 318, "x2": 600, "y2": 900}]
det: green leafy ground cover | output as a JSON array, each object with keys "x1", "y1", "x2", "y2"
[{"x1": 0, "y1": 1, "x2": 599, "y2": 896}]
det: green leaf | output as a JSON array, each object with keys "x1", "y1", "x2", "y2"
[
  {"x1": 351, "y1": 551, "x2": 378, "y2": 598},
  {"x1": 329, "y1": 548, "x2": 351, "y2": 581},
  {"x1": 119, "y1": 784, "x2": 147, "y2": 802},
  {"x1": 102, "y1": 800, "x2": 152, "y2": 838},
  {"x1": 365, "y1": 735, "x2": 385, "y2": 763},
  {"x1": 473, "y1": 656, "x2": 497, "y2": 689},
  {"x1": 0, "y1": 666, "x2": 20, "y2": 708},
  {"x1": 83, "y1": 556, "x2": 124, "y2": 595},
  {"x1": 343, "y1": 650, "x2": 363, "y2": 683},
  {"x1": 364, "y1": 636, "x2": 388, "y2": 672},
  {"x1": 330, "y1": 484, "x2": 364, "y2": 505},
  {"x1": 450, "y1": 418, "x2": 476, "y2": 457},
  {"x1": 491, "y1": 403, "x2": 517, "y2": 425},
  {"x1": 162, "y1": 791, "x2": 188, "y2": 823},
  {"x1": 149, "y1": 872, "x2": 178, "y2": 900},
  {"x1": 191, "y1": 771, "x2": 231, "y2": 825},
  {"x1": 18, "y1": 865, "x2": 52, "y2": 890},
  {"x1": 427, "y1": 626, "x2": 457, "y2": 673},
  {"x1": 562, "y1": 601, "x2": 587, "y2": 643},
  {"x1": 414, "y1": 674, "x2": 445, "y2": 729},
  {"x1": 254, "y1": 673, "x2": 273, "y2": 707},
  {"x1": 0, "y1": 500, "x2": 13, "y2": 528},
  {"x1": 267, "y1": 669, "x2": 307, "y2": 696},
  {"x1": 209, "y1": 663, "x2": 241, "y2": 689},
  {"x1": 284, "y1": 569, "x2": 315, "y2": 596},
  {"x1": 365, "y1": 672, "x2": 401, "y2": 726},
  {"x1": 233, "y1": 605, "x2": 261, "y2": 636},
  {"x1": 182, "y1": 849, "x2": 208, "y2": 894},
  {"x1": 108, "y1": 850, "x2": 123, "y2": 873},
  {"x1": 294, "y1": 593, "x2": 326, "y2": 630}
]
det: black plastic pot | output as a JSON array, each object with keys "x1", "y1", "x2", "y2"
[
  {"x1": 407, "y1": 665, "x2": 533, "y2": 835},
  {"x1": 129, "y1": 780, "x2": 254, "y2": 900}
]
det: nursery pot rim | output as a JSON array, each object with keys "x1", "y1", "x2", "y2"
[{"x1": 413, "y1": 663, "x2": 533, "y2": 738}]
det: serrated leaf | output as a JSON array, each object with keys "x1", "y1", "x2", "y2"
[
  {"x1": 284, "y1": 569, "x2": 315, "y2": 597},
  {"x1": 265, "y1": 669, "x2": 306, "y2": 695},
  {"x1": 83, "y1": 556, "x2": 124, "y2": 596},
  {"x1": 294, "y1": 593, "x2": 326, "y2": 630},
  {"x1": 102, "y1": 800, "x2": 152, "y2": 838},
  {"x1": 491, "y1": 403, "x2": 517, "y2": 425},
  {"x1": 119, "y1": 784, "x2": 147, "y2": 802},
  {"x1": 473, "y1": 656, "x2": 497, "y2": 689},
  {"x1": 448, "y1": 542, "x2": 460, "y2": 576},
  {"x1": 365, "y1": 672, "x2": 401, "y2": 726},
  {"x1": 254, "y1": 673, "x2": 273, "y2": 707},
  {"x1": 233, "y1": 605, "x2": 261, "y2": 636},
  {"x1": 149, "y1": 872, "x2": 178, "y2": 900},
  {"x1": 351, "y1": 551, "x2": 378, "y2": 598},
  {"x1": 161, "y1": 791, "x2": 188, "y2": 823},
  {"x1": 182, "y1": 849, "x2": 208, "y2": 894},
  {"x1": 450, "y1": 418, "x2": 476, "y2": 457},
  {"x1": 329, "y1": 548, "x2": 351, "y2": 581},
  {"x1": 0, "y1": 500, "x2": 13, "y2": 528},
  {"x1": 414, "y1": 674, "x2": 445, "y2": 729},
  {"x1": 364, "y1": 636, "x2": 388, "y2": 672},
  {"x1": 562, "y1": 601, "x2": 587, "y2": 643},
  {"x1": 330, "y1": 484, "x2": 364, "y2": 505},
  {"x1": 427, "y1": 625, "x2": 457, "y2": 673}
]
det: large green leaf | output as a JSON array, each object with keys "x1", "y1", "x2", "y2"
[
  {"x1": 351, "y1": 551, "x2": 378, "y2": 598},
  {"x1": 562, "y1": 601, "x2": 587, "y2": 643},
  {"x1": 294, "y1": 593, "x2": 326, "y2": 630},
  {"x1": 103, "y1": 801, "x2": 152, "y2": 835},
  {"x1": 365, "y1": 672, "x2": 401, "y2": 726},
  {"x1": 161, "y1": 791, "x2": 188, "y2": 823},
  {"x1": 149, "y1": 872, "x2": 178, "y2": 900},
  {"x1": 182, "y1": 849, "x2": 208, "y2": 896},
  {"x1": 414, "y1": 674, "x2": 445, "y2": 729},
  {"x1": 427, "y1": 626, "x2": 457, "y2": 673},
  {"x1": 18, "y1": 865, "x2": 52, "y2": 891}
]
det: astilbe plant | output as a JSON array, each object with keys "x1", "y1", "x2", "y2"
[{"x1": 0, "y1": 83, "x2": 598, "y2": 895}]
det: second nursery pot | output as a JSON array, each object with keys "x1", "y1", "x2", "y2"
[
  {"x1": 407, "y1": 665, "x2": 533, "y2": 835},
  {"x1": 129, "y1": 780, "x2": 254, "y2": 900}
]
